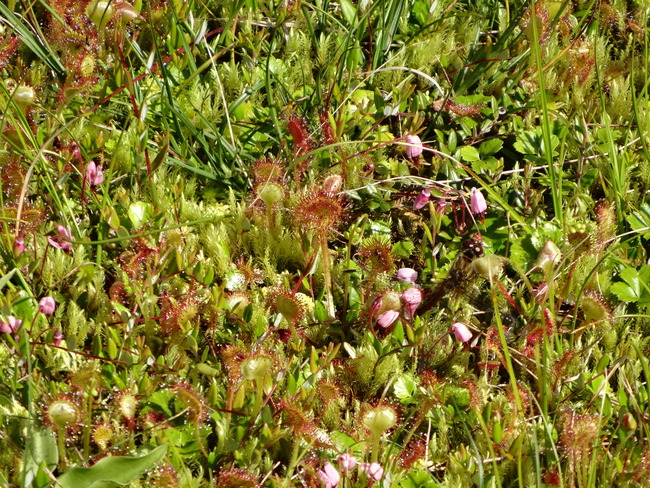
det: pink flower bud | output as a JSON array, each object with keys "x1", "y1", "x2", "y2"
[
  {"x1": 435, "y1": 197, "x2": 447, "y2": 215},
  {"x1": 396, "y1": 268, "x2": 418, "y2": 284},
  {"x1": 377, "y1": 310, "x2": 399, "y2": 328},
  {"x1": 0, "y1": 316, "x2": 21, "y2": 334},
  {"x1": 338, "y1": 453, "x2": 357, "y2": 471},
  {"x1": 401, "y1": 287, "x2": 422, "y2": 319},
  {"x1": 317, "y1": 462, "x2": 340, "y2": 488},
  {"x1": 362, "y1": 462, "x2": 384, "y2": 482},
  {"x1": 53, "y1": 329, "x2": 63, "y2": 347},
  {"x1": 14, "y1": 236, "x2": 24, "y2": 255},
  {"x1": 38, "y1": 297, "x2": 56, "y2": 315},
  {"x1": 86, "y1": 161, "x2": 104, "y2": 186},
  {"x1": 48, "y1": 225, "x2": 73, "y2": 250},
  {"x1": 405, "y1": 134, "x2": 423, "y2": 159},
  {"x1": 470, "y1": 188, "x2": 487, "y2": 215},
  {"x1": 413, "y1": 189, "x2": 431, "y2": 210},
  {"x1": 451, "y1": 322, "x2": 473, "y2": 342}
]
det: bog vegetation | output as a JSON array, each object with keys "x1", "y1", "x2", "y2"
[{"x1": 1, "y1": 0, "x2": 650, "y2": 487}]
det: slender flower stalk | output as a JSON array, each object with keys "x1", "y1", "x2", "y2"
[
  {"x1": 292, "y1": 188, "x2": 346, "y2": 318},
  {"x1": 319, "y1": 233, "x2": 335, "y2": 317}
]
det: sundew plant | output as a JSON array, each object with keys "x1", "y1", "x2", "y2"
[{"x1": 1, "y1": 0, "x2": 650, "y2": 486}]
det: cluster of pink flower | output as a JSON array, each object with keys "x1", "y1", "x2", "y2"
[
  {"x1": 370, "y1": 267, "x2": 474, "y2": 344},
  {"x1": 413, "y1": 186, "x2": 487, "y2": 216},
  {"x1": 14, "y1": 161, "x2": 101, "y2": 256},
  {"x1": 370, "y1": 268, "x2": 422, "y2": 329},
  {"x1": 402, "y1": 134, "x2": 488, "y2": 219},
  {"x1": 86, "y1": 161, "x2": 104, "y2": 186},
  {"x1": 371, "y1": 267, "x2": 423, "y2": 329},
  {"x1": 317, "y1": 454, "x2": 383, "y2": 487},
  {"x1": 1, "y1": 297, "x2": 62, "y2": 346}
]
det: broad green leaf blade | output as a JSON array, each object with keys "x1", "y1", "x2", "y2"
[
  {"x1": 459, "y1": 145, "x2": 480, "y2": 162},
  {"x1": 22, "y1": 426, "x2": 58, "y2": 488},
  {"x1": 56, "y1": 445, "x2": 168, "y2": 488},
  {"x1": 127, "y1": 202, "x2": 153, "y2": 229},
  {"x1": 478, "y1": 138, "x2": 503, "y2": 157},
  {"x1": 0, "y1": 268, "x2": 18, "y2": 291},
  {"x1": 627, "y1": 202, "x2": 650, "y2": 237},
  {"x1": 610, "y1": 282, "x2": 640, "y2": 303}
]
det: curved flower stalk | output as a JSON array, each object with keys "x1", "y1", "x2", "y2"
[
  {"x1": 292, "y1": 187, "x2": 346, "y2": 318},
  {"x1": 363, "y1": 405, "x2": 397, "y2": 463}
]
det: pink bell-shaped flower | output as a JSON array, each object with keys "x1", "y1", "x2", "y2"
[
  {"x1": 48, "y1": 225, "x2": 73, "y2": 250},
  {"x1": 38, "y1": 297, "x2": 56, "y2": 315},
  {"x1": 317, "y1": 462, "x2": 340, "y2": 488},
  {"x1": 14, "y1": 236, "x2": 25, "y2": 255},
  {"x1": 0, "y1": 316, "x2": 21, "y2": 334},
  {"x1": 451, "y1": 322, "x2": 473, "y2": 342},
  {"x1": 470, "y1": 188, "x2": 487, "y2": 215},
  {"x1": 377, "y1": 310, "x2": 399, "y2": 328},
  {"x1": 86, "y1": 161, "x2": 104, "y2": 186},
  {"x1": 413, "y1": 189, "x2": 431, "y2": 210},
  {"x1": 361, "y1": 462, "x2": 384, "y2": 482},
  {"x1": 396, "y1": 268, "x2": 418, "y2": 284},
  {"x1": 401, "y1": 287, "x2": 422, "y2": 319},
  {"x1": 405, "y1": 134, "x2": 423, "y2": 159},
  {"x1": 338, "y1": 453, "x2": 357, "y2": 471},
  {"x1": 435, "y1": 197, "x2": 448, "y2": 215},
  {"x1": 53, "y1": 329, "x2": 64, "y2": 347}
]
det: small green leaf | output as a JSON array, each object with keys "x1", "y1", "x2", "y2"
[
  {"x1": 580, "y1": 168, "x2": 599, "y2": 188},
  {"x1": 22, "y1": 426, "x2": 58, "y2": 487},
  {"x1": 628, "y1": 202, "x2": 650, "y2": 237},
  {"x1": 314, "y1": 301, "x2": 327, "y2": 322},
  {"x1": 339, "y1": 0, "x2": 357, "y2": 25},
  {"x1": 392, "y1": 240, "x2": 414, "y2": 259},
  {"x1": 0, "y1": 269, "x2": 18, "y2": 292},
  {"x1": 399, "y1": 470, "x2": 440, "y2": 488},
  {"x1": 610, "y1": 279, "x2": 640, "y2": 303},
  {"x1": 620, "y1": 267, "x2": 641, "y2": 295},
  {"x1": 478, "y1": 138, "x2": 503, "y2": 157},
  {"x1": 459, "y1": 145, "x2": 480, "y2": 162},
  {"x1": 394, "y1": 374, "x2": 417, "y2": 402},
  {"x1": 56, "y1": 445, "x2": 168, "y2": 488},
  {"x1": 128, "y1": 202, "x2": 153, "y2": 229}
]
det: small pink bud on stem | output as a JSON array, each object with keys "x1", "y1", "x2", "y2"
[
  {"x1": 451, "y1": 322, "x2": 473, "y2": 342},
  {"x1": 39, "y1": 297, "x2": 56, "y2": 315},
  {"x1": 405, "y1": 135, "x2": 423, "y2": 159}
]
